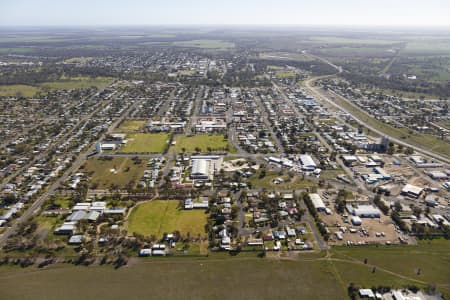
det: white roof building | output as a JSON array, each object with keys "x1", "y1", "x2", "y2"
[
  {"x1": 190, "y1": 156, "x2": 221, "y2": 180},
  {"x1": 402, "y1": 184, "x2": 424, "y2": 198},
  {"x1": 300, "y1": 154, "x2": 316, "y2": 171},
  {"x1": 352, "y1": 205, "x2": 381, "y2": 218},
  {"x1": 309, "y1": 193, "x2": 326, "y2": 211}
]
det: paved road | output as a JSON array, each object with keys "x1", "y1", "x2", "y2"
[
  {"x1": 186, "y1": 86, "x2": 204, "y2": 134},
  {"x1": 302, "y1": 53, "x2": 450, "y2": 164},
  {"x1": 0, "y1": 90, "x2": 105, "y2": 151},
  {"x1": 254, "y1": 92, "x2": 285, "y2": 155},
  {"x1": 0, "y1": 94, "x2": 142, "y2": 246}
]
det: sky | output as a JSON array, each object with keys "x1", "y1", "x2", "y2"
[{"x1": 1, "y1": 0, "x2": 449, "y2": 27}]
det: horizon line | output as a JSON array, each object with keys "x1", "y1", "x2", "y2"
[{"x1": 1, "y1": 24, "x2": 450, "y2": 29}]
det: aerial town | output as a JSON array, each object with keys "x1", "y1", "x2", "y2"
[{"x1": 0, "y1": 8, "x2": 449, "y2": 300}]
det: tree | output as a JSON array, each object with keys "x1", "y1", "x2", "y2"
[{"x1": 348, "y1": 283, "x2": 358, "y2": 300}]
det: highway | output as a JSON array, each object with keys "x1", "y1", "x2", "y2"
[{"x1": 301, "y1": 54, "x2": 450, "y2": 165}]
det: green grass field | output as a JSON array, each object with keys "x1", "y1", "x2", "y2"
[
  {"x1": 0, "y1": 258, "x2": 345, "y2": 300},
  {"x1": 173, "y1": 39, "x2": 235, "y2": 49},
  {"x1": 127, "y1": 201, "x2": 208, "y2": 238},
  {"x1": 178, "y1": 69, "x2": 197, "y2": 76},
  {"x1": 275, "y1": 70, "x2": 296, "y2": 79},
  {"x1": 40, "y1": 76, "x2": 113, "y2": 90},
  {"x1": 115, "y1": 120, "x2": 146, "y2": 132},
  {"x1": 0, "y1": 47, "x2": 35, "y2": 54},
  {"x1": 260, "y1": 52, "x2": 314, "y2": 62},
  {"x1": 403, "y1": 40, "x2": 450, "y2": 55},
  {"x1": 309, "y1": 36, "x2": 398, "y2": 45},
  {"x1": 121, "y1": 133, "x2": 169, "y2": 153},
  {"x1": 331, "y1": 239, "x2": 450, "y2": 289},
  {"x1": 83, "y1": 157, "x2": 146, "y2": 189},
  {"x1": 248, "y1": 170, "x2": 316, "y2": 190},
  {"x1": 0, "y1": 239, "x2": 449, "y2": 299},
  {"x1": 173, "y1": 134, "x2": 234, "y2": 153},
  {"x1": 0, "y1": 76, "x2": 114, "y2": 97},
  {"x1": 0, "y1": 84, "x2": 41, "y2": 98},
  {"x1": 316, "y1": 46, "x2": 394, "y2": 57},
  {"x1": 320, "y1": 169, "x2": 345, "y2": 180},
  {"x1": 64, "y1": 57, "x2": 94, "y2": 63}
]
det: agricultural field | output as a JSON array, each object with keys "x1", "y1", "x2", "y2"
[
  {"x1": 40, "y1": 76, "x2": 113, "y2": 90},
  {"x1": 63, "y1": 57, "x2": 94, "y2": 63},
  {"x1": 309, "y1": 36, "x2": 399, "y2": 45},
  {"x1": 275, "y1": 70, "x2": 296, "y2": 79},
  {"x1": 82, "y1": 157, "x2": 147, "y2": 189},
  {"x1": 0, "y1": 84, "x2": 41, "y2": 98},
  {"x1": 173, "y1": 134, "x2": 234, "y2": 153},
  {"x1": 315, "y1": 46, "x2": 395, "y2": 58},
  {"x1": 173, "y1": 39, "x2": 235, "y2": 50},
  {"x1": 121, "y1": 133, "x2": 169, "y2": 153},
  {"x1": 127, "y1": 200, "x2": 207, "y2": 238},
  {"x1": 402, "y1": 39, "x2": 450, "y2": 55},
  {"x1": 0, "y1": 257, "x2": 345, "y2": 300},
  {"x1": 1, "y1": 239, "x2": 449, "y2": 300},
  {"x1": 331, "y1": 239, "x2": 450, "y2": 297},
  {"x1": 388, "y1": 56, "x2": 450, "y2": 83},
  {"x1": 0, "y1": 76, "x2": 114, "y2": 97},
  {"x1": 259, "y1": 52, "x2": 314, "y2": 61},
  {"x1": 178, "y1": 69, "x2": 197, "y2": 76},
  {"x1": 115, "y1": 119, "x2": 146, "y2": 132},
  {"x1": 248, "y1": 170, "x2": 316, "y2": 190},
  {"x1": 0, "y1": 47, "x2": 35, "y2": 55}
]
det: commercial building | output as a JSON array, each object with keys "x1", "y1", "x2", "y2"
[
  {"x1": 401, "y1": 184, "x2": 424, "y2": 198},
  {"x1": 190, "y1": 155, "x2": 222, "y2": 180},
  {"x1": 347, "y1": 204, "x2": 381, "y2": 218},
  {"x1": 309, "y1": 193, "x2": 326, "y2": 211},
  {"x1": 299, "y1": 154, "x2": 316, "y2": 171}
]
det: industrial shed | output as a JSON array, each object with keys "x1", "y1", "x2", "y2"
[{"x1": 309, "y1": 193, "x2": 326, "y2": 211}]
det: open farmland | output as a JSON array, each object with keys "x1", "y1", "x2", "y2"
[
  {"x1": 0, "y1": 76, "x2": 113, "y2": 97},
  {"x1": 309, "y1": 36, "x2": 399, "y2": 45},
  {"x1": 331, "y1": 239, "x2": 450, "y2": 291},
  {"x1": 259, "y1": 52, "x2": 314, "y2": 61},
  {"x1": 275, "y1": 70, "x2": 297, "y2": 79},
  {"x1": 127, "y1": 200, "x2": 207, "y2": 238},
  {"x1": 0, "y1": 84, "x2": 42, "y2": 98},
  {"x1": 83, "y1": 157, "x2": 146, "y2": 189},
  {"x1": 1, "y1": 239, "x2": 450, "y2": 300},
  {"x1": 0, "y1": 258, "x2": 345, "y2": 300},
  {"x1": 121, "y1": 133, "x2": 169, "y2": 153},
  {"x1": 173, "y1": 39, "x2": 235, "y2": 49}
]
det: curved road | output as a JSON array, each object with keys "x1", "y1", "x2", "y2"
[{"x1": 302, "y1": 54, "x2": 450, "y2": 164}]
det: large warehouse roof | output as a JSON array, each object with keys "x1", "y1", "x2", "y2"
[
  {"x1": 192, "y1": 159, "x2": 208, "y2": 176},
  {"x1": 309, "y1": 193, "x2": 325, "y2": 210}
]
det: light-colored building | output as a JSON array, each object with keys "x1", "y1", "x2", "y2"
[
  {"x1": 300, "y1": 154, "x2": 316, "y2": 171},
  {"x1": 401, "y1": 184, "x2": 424, "y2": 198},
  {"x1": 190, "y1": 156, "x2": 222, "y2": 180},
  {"x1": 309, "y1": 193, "x2": 326, "y2": 211}
]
